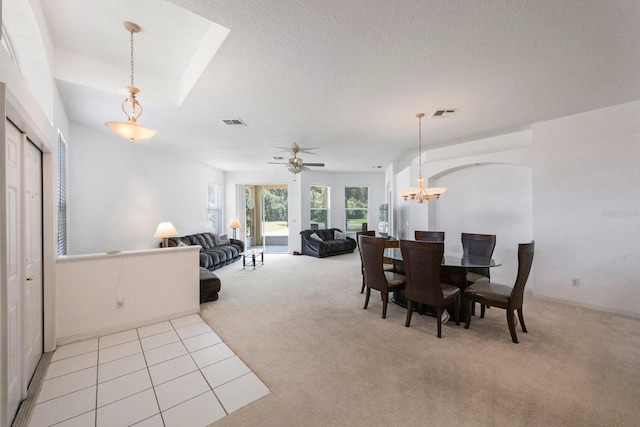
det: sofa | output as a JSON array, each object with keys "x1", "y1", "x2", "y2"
[
  {"x1": 300, "y1": 228, "x2": 357, "y2": 258},
  {"x1": 167, "y1": 232, "x2": 245, "y2": 271}
]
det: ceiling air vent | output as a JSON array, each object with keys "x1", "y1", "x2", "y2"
[
  {"x1": 431, "y1": 109, "x2": 456, "y2": 118},
  {"x1": 222, "y1": 119, "x2": 246, "y2": 126}
]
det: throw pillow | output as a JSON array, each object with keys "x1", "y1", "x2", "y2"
[
  {"x1": 309, "y1": 232, "x2": 323, "y2": 242},
  {"x1": 214, "y1": 234, "x2": 231, "y2": 246},
  {"x1": 334, "y1": 230, "x2": 347, "y2": 240}
]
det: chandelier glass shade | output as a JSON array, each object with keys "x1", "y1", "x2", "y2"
[
  {"x1": 105, "y1": 21, "x2": 157, "y2": 141},
  {"x1": 399, "y1": 113, "x2": 446, "y2": 203}
]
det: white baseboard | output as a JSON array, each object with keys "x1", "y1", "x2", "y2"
[{"x1": 55, "y1": 308, "x2": 200, "y2": 347}]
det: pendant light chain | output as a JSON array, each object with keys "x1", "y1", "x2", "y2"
[
  {"x1": 417, "y1": 112, "x2": 425, "y2": 179},
  {"x1": 418, "y1": 113, "x2": 423, "y2": 179},
  {"x1": 129, "y1": 28, "x2": 135, "y2": 88}
]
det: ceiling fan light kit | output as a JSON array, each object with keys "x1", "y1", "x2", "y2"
[
  {"x1": 400, "y1": 113, "x2": 447, "y2": 203},
  {"x1": 105, "y1": 21, "x2": 157, "y2": 142}
]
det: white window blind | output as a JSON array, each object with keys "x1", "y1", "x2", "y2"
[
  {"x1": 207, "y1": 182, "x2": 221, "y2": 233},
  {"x1": 57, "y1": 132, "x2": 67, "y2": 255}
]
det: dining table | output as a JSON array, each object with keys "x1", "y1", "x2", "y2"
[{"x1": 383, "y1": 247, "x2": 501, "y2": 319}]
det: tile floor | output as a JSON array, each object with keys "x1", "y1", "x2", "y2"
[{"x1": 28, "y1": 314, "x2": 269, "y2": 427}]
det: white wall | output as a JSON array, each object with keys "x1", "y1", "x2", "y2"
[
  {"x1": 224, "y1": 169, "x2": 385, "y2": 253},
  {"x1": 434, "y1": 163, "x2": 533, "y2": 285},
  {"x1": 68, "y1": 123, "x2": 224, "y2": 254},
  {"x1": 56, "y1": 246, "x2": 200, "y2": 344},
  {"x1": 392, "y1": 101, "x2": 640, "y2": 316},
  {"x1": 390, "y1": 131, "x2": 533, "y2": 286},
  {"x1": 300, "y1": 171, "x2": 385, "y2": 232},
  {"x1": 532, "y1": 100, "x2": 640, "y2": 316}
]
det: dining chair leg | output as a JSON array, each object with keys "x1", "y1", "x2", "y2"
[
  {"x1": 405, "y1": 299, "x2": 413, "y2": 327},
  {"x1": 436, "y1": 307, "x2": 442, "y2": 338},
  {"x1": 464, "y1": 298, "x2": 472, "y2": 329},
  {"x1": 517, "y1": 308, "x2": 527, "y2": 333},
  {"x1": 381, "y1": 292, "x2": 388, "y2": 319},
  {"x1": 360, "y1": 274, "x2": 365, "y2": 294},
  {"x1": 507, "y1": 309, "x2": 519, "y2": 343},
  {"x1": 480, "y1": 303, "x2": 486, "y2": 318},
  {"x1": 363, "y1": 287, "x2": 371, "y2": 309},
  {"x1": 454, "y1": 295, "x2": 460, "y2": 326}
]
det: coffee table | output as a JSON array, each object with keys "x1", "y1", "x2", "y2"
[{"x1": 242, "y1": 249, "x2": 264, "y2": 269}]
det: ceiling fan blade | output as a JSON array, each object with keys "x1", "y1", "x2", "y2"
[
  {"x1": 274, "y1": 146, "x2": 294, "y2": 152},
  {"x1": 267, "y1": 162, "x2": 288, "y2": 165},
  {"x1": 296, "y1": 147, "x2": 318, "y2": 154},
  {"x1": 302, "y1": 162, "x2": 324, "y2": 167},
  {"x1": 273, "y1": 144, "x2": 318, "y2": 154}
]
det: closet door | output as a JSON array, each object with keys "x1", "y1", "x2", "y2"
[
  {"x1": 23, "y1": 140, "x2": 43, "y2": 390},
  {"x1": 3, "y1": 121, "x2": 44, "y2": 425},
  {"x1": 4, "y1": 118, "x2": 22, "y2": 423}
]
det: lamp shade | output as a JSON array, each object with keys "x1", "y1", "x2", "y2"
[
  {"x1": 227, "y1": 218, "x2": 241, "y2": 229},
  {"x1": 105, "y1": 120, "x2": 157, "y2": 141},
  {"x1": 154, "y1": 222, "x2": 179, "y2": 238}
]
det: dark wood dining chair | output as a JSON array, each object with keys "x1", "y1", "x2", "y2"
[
  {"x1": 360, "y1": 235, "x2": 406, "y2": 319},
  {"x1": 464, "y1": 241, "x2": 535, "y2": 343},
  {"x1": 356, "y1": 231, "x2": 376, "y2": 293},
  {"x1": 400, "y1": 240, "x2": 460, "y2": 338},
  {"x1": 414, "y1": 230, "x2": 445, "y2": 242},
  {"x1": 461, "y1": 233, "x2": 496, "y2": 316}
]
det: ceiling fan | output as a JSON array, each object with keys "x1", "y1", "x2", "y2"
[{"x1": 268, "y1": 142, "x2": 325, "y2": 174}]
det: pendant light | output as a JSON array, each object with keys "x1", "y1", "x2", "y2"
[
  {"x1": 399, "y1": 113, "x2": 446, "y2": 203},
  {"x1": 105, "y1": 21, "x2": 157, "y2": 141}
]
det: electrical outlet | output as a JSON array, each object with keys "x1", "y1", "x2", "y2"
[
  {"x1": 571, "y1": 278, "x2": 580, "y2": 287},
  {"x1": 116, "y1": 298, "x2": 125, "y2": 308}
]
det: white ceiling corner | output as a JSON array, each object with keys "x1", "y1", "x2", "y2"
[{"x1": 42, "y1": 0, "x2": 228, "y2": 107}]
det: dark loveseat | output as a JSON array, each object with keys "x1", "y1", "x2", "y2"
[
  {"x1": 167, "y1": 232, "x2": 244, "y2": 271},
  {"x1": 300, "y1": 228, "x2": 357, "y2": 258}
]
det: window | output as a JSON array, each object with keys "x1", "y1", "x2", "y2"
[
  {"x1": 207, "y1": 182, "x2": 221, "y2": 233},
  {"x1": 57, "y1": 131, "x2": 67, "y2": 255},
  {"x1": 310, "y1": 185, "x2": 329, "y2": 229},
  {"x1": 345, "y1": 187, "x2": 368, "y2": 232}
]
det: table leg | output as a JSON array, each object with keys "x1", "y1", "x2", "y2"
[
  {"x1": 440, "y1": 266, "x2": 469, "y2": 320},
  {"x1": 392, "y1": 264, "x2": 470, "y2": 321}
]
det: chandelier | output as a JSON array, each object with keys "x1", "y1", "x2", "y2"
[
  {"x1": 399, "y1": 113, "x2": 446, "y2": 203},
  {"x1": 105, "y1": 22, "x2": 157, "y2": 141}
]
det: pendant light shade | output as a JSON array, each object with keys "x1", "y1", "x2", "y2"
[{"x1": 105, "y1": 21, "x2": 157, "y2": 141}]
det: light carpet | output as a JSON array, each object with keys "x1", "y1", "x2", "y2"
[{"x1": 200, "y1": 251, "x2": 640, "y2": 426}]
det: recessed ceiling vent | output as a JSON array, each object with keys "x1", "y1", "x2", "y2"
[
  {"x1": 431, "y1": 109, "x2": 456, "y2": 118},
  {"x1": 222, "y1": 119, "x2": 246, "y2": 126}
]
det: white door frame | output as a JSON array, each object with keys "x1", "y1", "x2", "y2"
[
  {"x1": 3, "y1": 116, "x2": 24, "y2": 425},
  {"x1": 1, "y1": 84, "x2": 57, "y2": 426}
]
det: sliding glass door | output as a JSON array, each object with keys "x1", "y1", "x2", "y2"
[{"x1": 245, "y1": 184, "x2": 288, "y2": 253}]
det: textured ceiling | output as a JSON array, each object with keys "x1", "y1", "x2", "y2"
[{"x1": 38, "y1": 0, "x2": 640, "y2": 172}]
